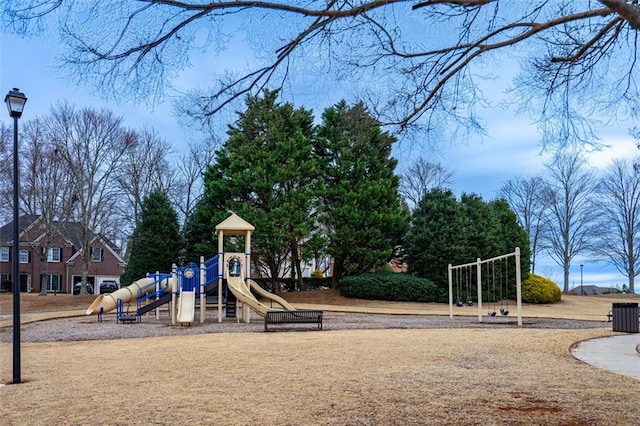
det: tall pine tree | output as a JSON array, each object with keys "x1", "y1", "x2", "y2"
[
  {"x1": 316, "y1": 101, "x2": 408, "y2": 286},
  {"x1": 203, "y1": 90, "x2": 319, "y2": 289},
  {"x1": 405, "y1": 188, "x2": 465, "y2": 287}
]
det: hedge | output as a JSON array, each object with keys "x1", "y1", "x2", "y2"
[{"x1": 339, "y1": 273, "x2": 446, "y2": 303}]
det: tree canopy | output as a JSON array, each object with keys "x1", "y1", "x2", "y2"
[
  {"x1": 593, "y1": 158, "x2": 640, "y2": 294},
  {"x1": 190, "y1": 93, "x2": 407, "y2": 286},
  {"x1": 404, "y1": 188, "x2": 530, "y2": 290},
  {"x1": 203, "y1": 89, "x2": 319, "y2": 287},
  {"x1": 316, "y1": 101, "x2": 409, "y2": 285},
  {"x1": 4, "y1": 1, "x2": 639, "y2": 145},
  {"x1": 541, "y1": 152, "x2": 599, "y2": 292}
]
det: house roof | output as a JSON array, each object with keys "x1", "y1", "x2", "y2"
[
  {"x1": 67, "y1": 233, "x2": 125, "y2": 265},
  {"x1": 0, "y1": 215, "x2": 124, "y2": 264},
  {"x1": 567, "y1": 285, "x2": 618, "y2": 296},
  {"x1": 0, "y1": 214, "x2": 41, "y2": 243}
]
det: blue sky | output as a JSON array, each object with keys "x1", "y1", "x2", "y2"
[{"x1": 1, "y1": 23, "x2": 638, "y2": 291}]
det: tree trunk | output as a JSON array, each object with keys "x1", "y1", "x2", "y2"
[
  {"x1": 290, "y1": 239, "x2": 304, "y2": 291},
  {"x1": 330, "y1": 259, "x2": 344, "y2": 289},
  {"x1": 267, "y1": 261, "x2": 280, "y2": 295}
]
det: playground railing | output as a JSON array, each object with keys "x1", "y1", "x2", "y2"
[
  {"x1": 136, "y1": 274, "x2": 173, "y2": 313},
  {"x1": 204, "y1": 255, "x2": 220, "y2": 285}
]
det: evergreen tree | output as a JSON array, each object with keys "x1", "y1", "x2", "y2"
[
  {"x1": 490, "y1": 198, "x2": 532, "y2": 295},
  {"x1": 405, "y1": 190, "x2": 530, "y2": 292},
  {"x1": 203, "y1": 90, "x2": 319, "y2": 288},
  {"x1": 490, "y1": 199, "x2": 531, "y2": 262},
  {"x1": 121, "y1": 191, "x2": 182, "y2": 285},
  {"x1": 181, "y1": 196, "x2": 227, "y2": 262},
  {"x1": 459, "y1": 193, "x2": 502, "y2": 261},
  {"x1": 316, "y1": 101, "x2": 409, "y2": 286},
  {"x1": 404, "y1": 189, "x2": 465, "y2": 287}
]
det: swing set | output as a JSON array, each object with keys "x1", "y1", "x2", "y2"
[
  {"x1": 454, "y1": 265, "x2": 474, "y2": 307},
  {"x1": 448, "y1": 247, "x2": 522, "y2": 326}
]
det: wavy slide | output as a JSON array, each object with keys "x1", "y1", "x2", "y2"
[
  {"x1": 248, "y1": 279, "x2": 296, "y2": 311},
  {"x1": 86, "y1": 276, "x2": 175, "y2": 315},
  {"x1": 226, "y1": 276, "x2": 295, "y2": 318}
]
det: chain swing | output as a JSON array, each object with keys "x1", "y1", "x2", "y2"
[
  {"x1": 465, "y1": 265, "x2": 473, "y2": 306},
  {"x1": 455, "y1": 267, "x2": 464, "y2": 307},
  {"x1": 500, "y1": 257, "x2": 510, "y2": 316},
  {"x1": 488, "y1": 260, "x2": 497, "y2": 317}
]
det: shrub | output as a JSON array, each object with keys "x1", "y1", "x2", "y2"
[
  {"x1": 522, "y1": 274, "x2": 561, "y2": 304},
  {"x1": 339, "y1": 273, "x2": 446, "y2": 303},
  {"x1": 252, "y1": 277, "x2": 331, "y2": 292},
  {"x1": 373, "y1": 263, "x2": 395, "y2": 273},
  {"x1": 311, "y1": 268, "x2": 325, "y2": 279}
]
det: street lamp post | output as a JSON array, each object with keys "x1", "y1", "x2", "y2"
[
  {"x1": 5, "y1": 88, "x2": 27, "y2": 385},
  {"x1": 580, "y1": 264, "x2": 584, "y2": 296}
]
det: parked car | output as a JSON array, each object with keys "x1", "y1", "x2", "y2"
[
  {"x1": 100, "y1": 280, "x2": 119, "y2": 294},
  {"x1": 73, "y1": 282, "x2": 94, "y2": 295}
]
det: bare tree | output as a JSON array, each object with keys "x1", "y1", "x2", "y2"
[
  {"x1": 3, "y1": 1, "x2": 640, "y2": 145},
  {"x1": 592, "y1": 157, "x2": 640, "y2": 293},
  {"x1": 541, "y1": 151, "x2": 599, "y2": 293},
  {"x1": 44, "y1": 103, "x2": 129, "y2": 294},
  {"x1": 0, "y1": 123, "x2": 12, "y2": 223},
  {"x1": 113, "y1": 127, "x2": 176, "y2": 228},
  {"x1": 174, "y1": 137, "x2": 218, "y2": 227},
  {"x1": 498, "y1": 176, "x2": 548, "y2": 274},
  {"x1": 19, "y1": 118, "x2": 75, "y2": 295},
  {"x1": 400, "y1": 158, "x2": 453, "y2": 209}
]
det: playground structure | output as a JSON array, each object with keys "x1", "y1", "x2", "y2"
[
  {"x1": 86, "y1": 213, "x2": 318, "y2": 327},
  {"x1": 448, "y1": 247, "x2": 523, "y2": 326}
]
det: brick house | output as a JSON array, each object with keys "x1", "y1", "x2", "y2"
[{"x1": 0, "y1": 215, "x2": 125, "y2": 294}]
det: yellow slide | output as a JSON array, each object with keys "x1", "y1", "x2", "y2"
[
  {"x1": 86, "y1": 276, "x2": 175, "y2": 315},
  {"x1": 248, "y1": 279, "x2": 296, "y2": 311},
  {"x1": 176, "y1": 290, "x2": 196, "y2": 323},
  {"x1": 226, "y1": 275, "x2": 277, "y2": 318}
]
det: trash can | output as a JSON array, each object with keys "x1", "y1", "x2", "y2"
[{"x1": 611, "y1": 303, "x2": 639, "y2": 333}]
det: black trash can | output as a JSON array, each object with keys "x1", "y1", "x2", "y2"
[{"x1": 611, "y1": 303, "x2": 639, "y2": 333}]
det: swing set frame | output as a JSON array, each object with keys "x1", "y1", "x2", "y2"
[{"x1": 447, "y1": 247, "x2": 523, "y2": 326}]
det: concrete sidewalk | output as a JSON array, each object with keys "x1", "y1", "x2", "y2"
[{"x1": 571, "y1": 333, "x2": 640, "y2": 380}]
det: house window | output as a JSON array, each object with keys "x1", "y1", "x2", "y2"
[
  {"x1": 1, "y1": 273, "x2": 9, "y2": 291},
  {"x1": 91, "y1": 247, "x2": 103, "y2": 262},
  {"x1": 45, "y1": 274, "x2": 61, "y2": 293},
  {"x1": 47, "y1": 247, "x2": 61, "y2": 262},
  {"x1": 19, "y1": 249, "x2": 29, "y2": 264},
  {"x1": 0, "y1": 247, "x2": 8, "y2": 262}
]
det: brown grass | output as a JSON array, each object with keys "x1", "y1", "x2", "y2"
[{"x1": 1, "y1": 291, "x2": 639, "y2": 425}]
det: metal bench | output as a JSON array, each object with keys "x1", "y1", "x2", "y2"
[
  {"x1": 264, "y1": 310, "x2": 323, "y2": 331},
  {"x1": 606, "y1": 310, "x2": 640, "y2": 323}
]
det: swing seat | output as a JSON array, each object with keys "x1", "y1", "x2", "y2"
[
  {"x1": 466, "y1": 300, "x2": 473, "y2": 306},
  {"x1": 456, "y1": 301, "x2": 463, "y2": 307},
  {"x1": 488, "y1": 311, "x2": 496, "y2": 317},
  {"x1": 500, "y1": 308, "x2": 509, "y2": 316}
]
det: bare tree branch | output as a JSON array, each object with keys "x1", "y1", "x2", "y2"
[{"x1": 3, "y1": 1, "x2": 640, "y2": 146}]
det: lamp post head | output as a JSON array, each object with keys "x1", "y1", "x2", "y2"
[{"x1": 5, "y1": 88, "x2": 27, "y2": 119}]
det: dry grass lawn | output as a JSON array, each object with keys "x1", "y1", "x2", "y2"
[{"x1": 1, "y1": 291, "x2": 639, "y2": 425}]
